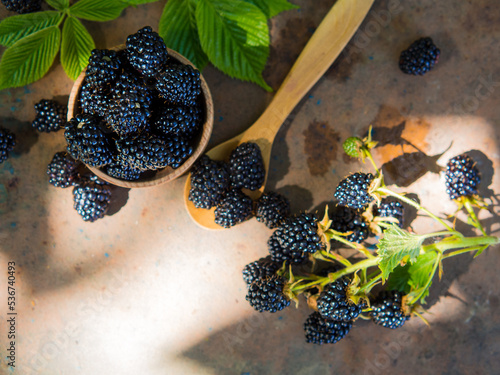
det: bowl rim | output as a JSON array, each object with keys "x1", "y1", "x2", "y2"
[{"x1": 67, "y1": 46, "x2": 214, "y2": 188}]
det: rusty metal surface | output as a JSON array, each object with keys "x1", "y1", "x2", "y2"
[{"x1": 0, "y1": 0, "x2": 499, "y2": 374}]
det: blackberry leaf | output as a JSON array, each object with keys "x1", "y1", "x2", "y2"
[
  {"x1": 61, "y1": 16, "x2": 95, "y2": 80},
  {"x1": 46, "y1": 0, "x2": 69, "y2": 10},
  {"x1": 0, "y1": 11, "x2": 63, "y2": 47},
  {"x1": 68, "y1": 0, "x2": 128, "y2": 22},
  {"x1": 244, "y1": 0, "x2": 298, "y2": 18}
]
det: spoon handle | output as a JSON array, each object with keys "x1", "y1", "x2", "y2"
[{"x1": 242, "y1": 0, "x2": 375, "y2": 143}]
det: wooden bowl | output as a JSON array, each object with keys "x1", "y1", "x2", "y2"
[{"x1": 67, "y1": 48, "x2": 214, "y2": 188}]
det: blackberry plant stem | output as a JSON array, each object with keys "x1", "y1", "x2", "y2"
[
  {"x1": 463, "y1": 197, "x2": 487, "y2": 236},
  {"x1": 326, "y1": 231, "x2": 374, "y2": 258},
  {"x1": 442, "y1": 246, "x2": 488, "y2": 259},
  {"x1": 376, "y1": 187, "x2": 454, "y2": 232}
]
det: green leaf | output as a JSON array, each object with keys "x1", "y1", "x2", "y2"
[
  {"x1": 377, "y1": 225, "x2": 427, "y2": 281},
  {"x1": 242, "y1": 0, "x2": 298, "y2": 18},
  {"x1": 159, "y1": 0, "x2": 208, "y2": 70},
  {"x1": 195, "y1": 0, "x2": 272, "y2": 91},
  {"x1": 69, "y1": 0, "x2": 128, "y2": 21},
  {"x1": 120, "y1": 0, "x2": 158, "y2": 5},
  {"x1": 0, "y1": 26, "x2": 61, "y2": 90},
  {"x1": 61, "y1": 16, "x2": 95, "y2": 81},
  {"x1": 46, "y1": 0, "x2": 70, "y2": 10},
  {"x1": 407, "y1": 251, "x2": 438, "y2": 292},
  {"x1": 386, "y1": 264, "x2": 411, "y2": 294},
  {"x1": 0, "y1": 11, "x2": 63, "y2": 47}
]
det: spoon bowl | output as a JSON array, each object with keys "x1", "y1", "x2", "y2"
[{"x1": 185, "y1": 0, "x2": 375, "y2": 229}]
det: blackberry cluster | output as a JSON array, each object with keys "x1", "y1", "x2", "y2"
[
  {"x1": 73, "y1": 177, "x2": 112, "y2": 222},
  {"x1": 214, "y1": 189, "x2": 253, "y2": 228},
  {"x1": 188, "y1": 155, "x2": 230, "y2": 209},
  {"x1": 228, "y1": 142, "x2": 265, "y2": 191},
  {"x1": 126, "y1": 26, "x2": 168, "y2": 78},
  {"x1": 31, "y1": 99, "x2": 67, "y2": 133},
  {"x1": 316, "y1": 276, "x2": 364, "y2": 322},
  {"x1": 255, "y1": 191, "x2": 290, "y2": 229},
  {"x1": 1, "y1": 0, "x2": 41, "y2": 13},
  {"x1": 304, "y1": 312, "x2": 352, "y2": 345},
  {"x1": 399, "y1": 37, "x2": 440, "y2": 76},
  {"x1": 64, "y1": 114, "x2": 115, "y2": 167},
  {"x1": 376, "y1": 198, "x2": 404, "y2": 228},
  {"x1": 273, "y1": 213, "x2": 323, "y2": 257},
  {"x1": 268, "y1": 230, "x2": 308, "y2": 264},
  {"x1": 245, "y1": 274, "x2": 290, "y2": 313},
  {"x1": 0, "y1": 126, "x2": 15, "y2": 164},
  {"x1": 242, "y1": 256, "x2": 280, "y2": 286},
  {"x1": 156, "y1": 64, "x2": 201, "y2": 107},
  {"x1": 370, "y1": 290, "x2": 410, "y2": 329},
  {"x1": 334, "y1": 172, "x2": 374, "y2": 209},
  {"x1": 66, "y1": 26, "x2": 204, "y2": 181},
  {"x1": 444, "y1": 153, "x2": 480, "y2": 200},
  {"x1": 47, "y1": 151, "x2": 81, "y2": 188},
  {"x1": 329, "y1": 205, "x2": 369, "y2": 243}
]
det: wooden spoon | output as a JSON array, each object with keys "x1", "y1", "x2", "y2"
[{"x1": 184, "y1": 0, "x2": 375, "y2": 230}]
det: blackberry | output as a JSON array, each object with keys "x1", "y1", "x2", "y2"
[
  {"x1": 330, "y1": 205, "x2": 369, "y2": 244},
  {"x1": 334, "y1": 172, "x2": 374, "y2": 210},
  {"x1": 47, "y1": 151, "x2": 81, "y2": 188},
  {"x1": 399, "y1": 37, "x2": 440, "y2": 76},
  {"x1": 370, "y1": 290, "x2": 410, "y2": 329},
  {"x1": 304, "y1": 312, "x2": 352, "y2": 345},
  {"x1": 153, "y1": 105, "x2": 202, "y2": 140},
  {"x1": 188, "y1": 155, "x2": 230, "y2": 209},
  {"x1": 214, "y1": 188, "x2": 253, "y2": 228},
  {"x1": 155, "y1": 64, "x2": 201, "y2": 107},
  {"x1": 64, "y1": 114, "x2": 115, "y2": 167},
  {"x1": 242, "y1": 256, "x2": 280, "y2": 286},
  {"x1": 126, "y1": 26, "x2": 168, "y2": 78},
  {"x1": 116, "y1": 134, "x2": 192, "y2": 171},
  {"x1": 105, "y1": 162, "x2": 142, "y2": 181},
  {"x1": 0, "y1": 126, "x2": 15, "y2": 164},
  {"x1": 273, "y1": 212, "x2": 323, "y2": 256},
  {"x1": 245, "y1": 274, "x2": 290, "y2": 313},
  {"x1": 444, "y1": 153, "x2": 481, "y2": 200},
  {"x1": 1, "y1": 0, "x2": 41, "y2": 13},
  {"x1": 228, "y1": 142, "x2": 265, "y2": 191},
  {"x1": 85, "y1": 49, "x2": 122, "y2": 87},
  {"x1": 79, "y1": 79, "x2": 110, "y2": 117},
  {"x1": 31, "y1": 99, "x2": 67, "y2": 133},
  {"x1": 268, "y1": 230, "x2": 308, "y2": 264},
  {"x1": 73, "y1": 178, "x2": 112, "y2": 222},
  {"x1": 255, "y1": 191, "x2": 291, "y2": 229},
  {"x1": 317, "y1": 276, "x2": 363, "y2": 322},
  {"x1": 376, "y1": 198, "x2": 404, "y2": 228}
]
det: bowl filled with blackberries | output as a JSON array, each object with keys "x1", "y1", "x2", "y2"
[{"x1": 66, "y1": 26, "x2": 214, "y2": 188}]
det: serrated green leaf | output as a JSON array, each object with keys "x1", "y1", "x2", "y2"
[
  {"x1": 195, "y1": 0, "x2": 272, "y2": 91},
  {"x1": 69, "y1": 0, "x2": 128, "y2": 21},
  {"x1": 159, "y1": 0, "x2": 208, "y2": 70},
  {"x1": 0, "y1": 26, "x2": 60, "y2": 90},
  {"x1": 46, "y1": 0, "x2": 70, "y2": 10},
  {"x1": 61, "y1": 16, "x2": 95, "y2": 80},
  {"x1": 407, "y1": 251, "x2": 438, "y2": 291},
  {"x1": 386, "y1": 264, "x2": 412, "y2": 294},
  {"x1": 242, "y1": 0, "x2": 298, "y2": 18},
  {"x1": 0, "y1": 11, "x2": 63, "y2": 47},
  {"x1": 120, "y1": 0, "x2": 158, "y2": 5},
  {"x1": 377, "y1": 225, "x2": 426, "y2": 281}
]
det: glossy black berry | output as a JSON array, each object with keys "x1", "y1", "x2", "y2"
[
  {"x1": 370, "y1": 290, "x2": 410, "y2": 329},
  {"x1": 242, "y1": 256, "x2": 280, "y2": 286},
  {"x1": 31, "y1": 99, "x2": 67, "y2": 133},
  {"x1": 85, "y1": 49, "x2": 122, "y2": 88},
  {"x1": 228, "y1": 142, "x2": 265, "y2": 191},
  {"x1": 330, "y1": 205, "x2": 369, "y2": 243},
  {"x1": 376, "y1": 198, "x2": 404, "y2": 228},
  {"x1": 105, "y1": 162, "x2": 142, "y2": 181},
  {"x1": 0, "y1": 126, "x2": 15, "y2": 164},
  {"x1": 47, "y1": 151, "x2": 81, "y2": 188},
  {"x1": 214, "y1": 188, "x2": 253, "y2": 228},
  {"x1": 73, "y1": 178, "x2": 112, "y2": 222},
  {"x1": 304, "y1": 312, "x2": 352, "y2": 344},
  {"x1": 64, "y1": 114, "x2": 115, "y2": 167},
  {"x1": 245, "y1": 274, "x2": 290, "y2": 313},
  {"x1": 399, "y1": 37, "x2": 440, "y2": 76},
  {"x1": 273, "y1": 212, "x2": 323, "y2": 257},
  {"x1": 155, "y1": 64, "x2": 201, "y2": 107},
  {"x1": 79, "y1": 79, "x2": 110, "y2": 117},
  {"x1": 268, "y1": 229, "x2": 308, "y2": 265},
  {"x1": 188, "y1": 155, "x2": 230, "y2": 209},
  {"x1": 334, "y1": 172, "x2": 374, "y2": 210},
  {"x1": 255, "y1": 191, "x2": 291, "y2": 229},
  {"x1": 317, "y1": 276, "x2": 363, "y2": 322},
  {"x1": 126, "y1": 26, "x2": 168, "y2": 78},
  {"x1": 1, "y1": 0, "x2": 41, "y2": 13},
  {"x1": 444, "y1": 153, "x2": 481, "y2": 200},
  {"x1": 153, "y1": 105, "x2": 202, "y2": 140}
]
